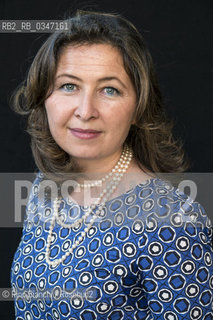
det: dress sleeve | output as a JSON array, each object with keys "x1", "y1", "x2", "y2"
[{"x1": 136, "y1": 200, "x2": 213, "y2": 320}]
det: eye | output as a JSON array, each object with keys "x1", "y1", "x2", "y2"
[
  {"x1": 103, "y1": 87, "x2": 120, "y2": 96},
  {"x1": 60, "y1": 83, "x2": 77, "y2": 92}
]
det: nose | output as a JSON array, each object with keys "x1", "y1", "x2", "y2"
[{"x1": 74, "y1": 90, "x2": 99, "y2": 121}]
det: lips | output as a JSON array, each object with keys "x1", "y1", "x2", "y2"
[
  {"x1": 71, "y1": 128, "x2": 101, "y2": 133},
  {"x1": 69, "y1": 128, "x2": 102, "y2": 139}
]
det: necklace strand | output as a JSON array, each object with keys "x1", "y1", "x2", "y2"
[
  {"x1": 77, "y1": 146, "x2": 132, "y2": 188},
  {"x1": 45, "y1": 146, "x2": 133, "y2": 267}
]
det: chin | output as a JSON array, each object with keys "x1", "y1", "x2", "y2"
[{"x1": 68, "y1": 148, "x2": 101, "y2": 160}]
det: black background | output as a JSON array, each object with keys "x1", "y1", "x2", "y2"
[{"x1": 0, "y1": 0, "x2": 212, "y2": 317}]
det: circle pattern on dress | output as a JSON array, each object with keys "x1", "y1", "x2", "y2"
[{"x1": 11, "y1": 174, "x2": 213, "y2": 319}]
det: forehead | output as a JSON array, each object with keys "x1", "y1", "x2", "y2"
[{"x1": 55, "y1": 43, "x2": 128, "y2": 77}]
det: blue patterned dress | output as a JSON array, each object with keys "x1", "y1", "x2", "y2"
[{"x1": 11, "y1": 172, "x2": 213, "y2": 320}]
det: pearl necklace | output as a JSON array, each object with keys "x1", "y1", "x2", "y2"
[
  {"x1": 77, "y1": 147, "x2": 131, "y2": 188},
  {"x1": 45, "y1": 146, "x2": 133, "y2": 267}
]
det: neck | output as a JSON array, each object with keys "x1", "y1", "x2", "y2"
[{"x1": 72, "y1": 148, "x2": 123, "y2": 176}]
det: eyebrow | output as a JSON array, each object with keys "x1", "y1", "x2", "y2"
[{"x1": 55, "y1": 73, "x2": 127, "y2": 89}]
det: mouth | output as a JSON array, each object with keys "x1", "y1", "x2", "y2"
[
  {"x1": 71, "y1": 128, "x2": 102, "y2": 133},
  {"x1": 69, "y1": 128, "x2": 102, "y2": 139}
]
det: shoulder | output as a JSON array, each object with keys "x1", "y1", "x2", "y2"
[
  {"x1": 25, "y1": 170, "x2": 47, "y2": 211},
  {"x1": 131, "y1": 177, "x2": 212, "y2": 231},
  {"x1": 28, "y1": 171, "x2": 44, "y2": 201}
]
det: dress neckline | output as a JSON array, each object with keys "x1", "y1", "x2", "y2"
[{"x1": 64, "y1": 176, "x2": 159, "y2": 208}]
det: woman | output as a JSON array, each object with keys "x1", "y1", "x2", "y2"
[{"x1": 11, "y1": 10, "x2": 213, "y2": 320}]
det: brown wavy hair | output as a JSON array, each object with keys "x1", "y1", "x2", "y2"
[{"x1": 11, "y1": 10, "x2": 189, "y2": 181}]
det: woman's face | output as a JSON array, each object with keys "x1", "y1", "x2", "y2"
[{"x1": 45, "y1": 43, "x2": 136, "y2": 168}]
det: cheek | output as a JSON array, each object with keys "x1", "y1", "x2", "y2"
[
  {"x1": 45, "y1": 97, "x2": 71, "y2": 128},
  {"x1": 113, "y1": 103, "x2": 135, "y2": 126},
  {"x1": 106, "y1": 110, "x2": 133, "y2": 138}
]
